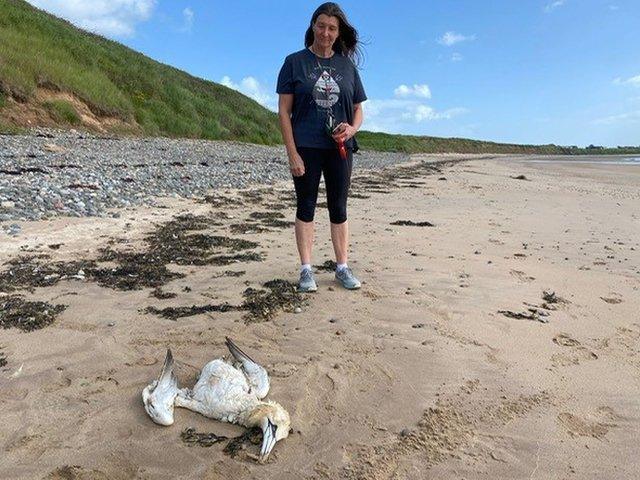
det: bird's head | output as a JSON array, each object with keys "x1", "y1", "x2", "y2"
[
  {"x1": 141, "y1": 349, "x2": 179, "y2": 426},
  {"x1": 247, "y1": 401, "x2": 291, "y2": 462}
]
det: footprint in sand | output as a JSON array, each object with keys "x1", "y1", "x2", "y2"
[
  {"x1": 600, "y1": 295, "x2": 623, "y2": 304},
  {"x1": 292, "y1": 363, "x2": 339, "y2": 431},
  {"x1": 552, "y1": 334, "x2": 581, "y2": 348},
  {"x1": 596, "y1": 324, "x2": 640, "y2": 371},
  {"x1": 268, "y1": 362, "x2": 299, "y2": 378},
  {"x1": 551, "y1": 334, "x2": 598, "y2": 367},
  {"x1": 509, "y1": 270, "x2": 536, "y2": 283},
  {"x1": 616, "y1": 324, "x2": 640, "y2": 348},
  {"x1": 46, "y1": 465, "x2": 109, "y2": 480},
  {"x1": 342, "y1": 382, "x2": 549, "y2": 480},
  {"x1": 361, "y1": 288, "x2": 385, "y2": 301},
  {"x1": 557, "y1": 408, "x2": 618, "y2": 439}
]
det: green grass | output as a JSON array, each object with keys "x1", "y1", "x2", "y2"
[
  {"x1": 356, "y1": 131, "x2": 640, "y2": 155},
  {"x1": 43, "y1": 99, "x2": 81, "y2": 124},
  {"x1": 0, "y1": 0, "x2": 282, "y2": 144},
  {"x1": 0, "y1": 0, "x2": 639, "y2": 154},
  {"x1": 0, "y1": 120, "x2": 25, "y2": 135}
]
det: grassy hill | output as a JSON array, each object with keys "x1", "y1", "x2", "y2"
[
  {"x1": 1, "y1": 0, "x2": 638, "y2": 155},
  {"x1": 0, "y1": 0, "x2": 281, "y2": 143},
  {"x1": 356, "y1": 131, "x2": 640, "y2": 155}
]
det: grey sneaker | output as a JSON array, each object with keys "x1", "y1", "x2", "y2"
[
  {"x1": 335, "y1": 267, "x2": 361, "y2": 290},
  {"x1": 297, "y1": 269, "x2": 317, "y2": 292}
]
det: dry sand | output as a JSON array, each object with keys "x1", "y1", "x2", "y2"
[{"x1": 0, "y1": 155, "x2": 638, "y2": 479}]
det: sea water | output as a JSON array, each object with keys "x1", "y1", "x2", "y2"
[{"x1": 526, "y1": 157, "x2": 640, "y2": 166}]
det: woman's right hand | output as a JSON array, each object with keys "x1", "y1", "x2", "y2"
[{"x1": 289, "y1": 152, "x2": 305, "y2": 177}]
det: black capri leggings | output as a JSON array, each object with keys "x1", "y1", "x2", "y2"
[{"x1": 293, "y1": 147, "x2": 353, "y2": 224}]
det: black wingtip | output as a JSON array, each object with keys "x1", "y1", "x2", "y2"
[
  {"x1": 158, "y1": 348, "x2": 175, "y2": 383},
  {"x1": 225, "y1": 337, "x2": 255, "y2": 363}
]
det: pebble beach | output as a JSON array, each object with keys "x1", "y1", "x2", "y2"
[{"x1": 0, "y1": 129, "x2": 408, "y2": 228}]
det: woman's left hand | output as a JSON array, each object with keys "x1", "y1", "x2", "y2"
[{"x1": 332, "y1": 123, "x2": 357, "y2": 143}]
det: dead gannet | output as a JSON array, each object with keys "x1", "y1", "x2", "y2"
[{"x1": 142, "y1": 337, "x2": 290, "y2": 462}]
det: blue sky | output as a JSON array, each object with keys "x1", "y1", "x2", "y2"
[{"x1": 28, "y1": 0, "x2": 640, "y2": 146}]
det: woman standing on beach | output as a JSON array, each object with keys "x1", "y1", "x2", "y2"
[{"x1": 276, "y1": 2, "x2": 366, "y2": 292}]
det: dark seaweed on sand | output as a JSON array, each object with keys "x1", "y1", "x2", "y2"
[
  {"x1": 224, "y1": 428, "x2": 263, "y2": 457},
  {"x1": 150, "y1": 288, "x2": 178, "y2": 299},
  {"x1": 92, "y1": 250, "x2": 184, "y2": 290},
  {"x1": 0, "y1": 213, "x2": 262, "y2": 294},
  {"x1": 0, "y1": 350, "x2": 6, "y2": 368},
  {"x1": 214, "y1": 270, "x2": 246, "y2": 278},
  {"x1": 314, "y1": 260, "x2": 337, "y2": 272},
  {"x1": 230, "y1": 211, "x2": 294, "y2": 233},
  {"x1": 202, "y1": 194, "x2": 242, "y2": 208},
  {"x1": 249, "y1": 211, "x2": 285, "y2": 220},
  {"x1": 139, "y1": 214, "x2": 259, "y2": 266},
  {"x1": 260, "y1": 218, "x2": 294, "y2": 229},
  {"x1": 179, "y1": 426, "x2": 262, "y2": 458},
  {"x1": 264, "y1": 202, "x2": 288, "y2": 210},
  {"x1": 349, "y1": 158, "x2": 467, "y2": 197},
  {"x1": 146, "y1": 278, "x2": 298, "y2": 322},
  {"x1": 498, "y1": 309, "x2": 548, "y2": 324},
  {"x1": 242, "y1": 279, "x2": 302, "y2": 323},
  {"x1": 209, "y1": 252, "x2": 264, "y2": 266},
  {"x1": 146, "y1": 303, "x2": 237, "y2": 320},
  {"x1": 542, "y1": 290, "x2": 567, "y2": 304},
  {"x1": 0, "y1": 256, "x2": 96, "y2": 293},
  {"x1": 181, "y1": 428, "x2": 229, "y2": 447},
  {"x1": 240, "y1": 188, "x2": 273, "y2": 204},
  {"x1": 0, "y1": 296, "x2": 67, "y2": 331},
  {"x1": 390, "y1": 220, "x2": 435, "y2": 227},
  {"x1": 230, "y1": 223, "x2": 271, "y2": 234}
]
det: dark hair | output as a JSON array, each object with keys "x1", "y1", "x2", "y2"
[{"x1": 304, "y1": 3, "x2": 363, "y2": 66}]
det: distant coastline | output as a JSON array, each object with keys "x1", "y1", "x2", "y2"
[{"x1": 522, "y1": 156, "x2": 640, "y2": 166}]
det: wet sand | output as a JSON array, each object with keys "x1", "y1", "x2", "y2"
[{"x1": 1, "y1": 155, "x2": 639, "y2": 479}]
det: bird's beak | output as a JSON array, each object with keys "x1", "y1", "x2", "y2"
[{"x1": 259, "y1": 419, "x2": 278, "y2": 462}]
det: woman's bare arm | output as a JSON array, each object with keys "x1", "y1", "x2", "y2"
[{"x1": 278, "y1": 94, "x2": 305, "y2": 176}]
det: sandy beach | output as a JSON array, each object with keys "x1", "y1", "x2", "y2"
[{"x1": 1, "y1": 154, "x2": 638, "y2": 479}]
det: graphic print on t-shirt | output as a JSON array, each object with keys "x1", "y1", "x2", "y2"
[{"x1": 313, "y1": 69, "x2": 340, "y2": 110}]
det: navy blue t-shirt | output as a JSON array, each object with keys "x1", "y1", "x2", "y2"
[{"x1": 276, "y1": 48, "x2": 367, "y2": 150}]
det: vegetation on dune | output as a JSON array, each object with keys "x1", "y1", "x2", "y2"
[
  {"x1": 43, "y1": 99, "x2": 81, "y2": 125},
  {"x1": 356, "y1": 131, "x2": 640, "y2": 155},
  {"x1": 0, "y1": 121, "x2": 25, "y2": 135},
  {"x1": 0, "y1": 0, "x2": 282, "y2": 144},
  {"x1": 1, "y1": 0, "x2": 639, "y2": 154}
]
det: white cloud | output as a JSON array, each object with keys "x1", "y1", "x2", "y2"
[
  {"x1": 365, "y1": 84, "x2": 467, "y2": 131},
  {"x1": 593, "y1": 110, "x2": 640, "y2": 125},
  {"x1": 544, "y1": 0, "x2": 566, "y2": 13},
  {"x1": 26, "y1": 0, "x2": 156, "y2": 37},
  {"x1": 393, "y1": 84, "x2": 432, "y2": 99},
  {"x1": 451, "y1": 52, "x2": 463, "y2": 62},
  {"x1": 362, "y1": 96, "x2": 467, "y2": 133},
  {"x1": 608, "y1": 4, "x2": 619, "y2": 10},
  {"x1": 220, "y1": 76, "x2": 276, "y2": 111},
  {"x1": 181, "y1": 7, "x2": 194, "y2": 32},
  {"x1": 613, "y1": 75, "x2": 640, "y2": 87},
  {"x1": 405, "y1": 105, "x2": 468, "y2": 122},
  {"x1": 437, "y1": 31, "x2": 476, "y2": 47}
]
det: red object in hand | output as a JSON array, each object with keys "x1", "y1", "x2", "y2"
[{"x1": 337, "y1": 140, "x2": 347, "y2": 160}]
